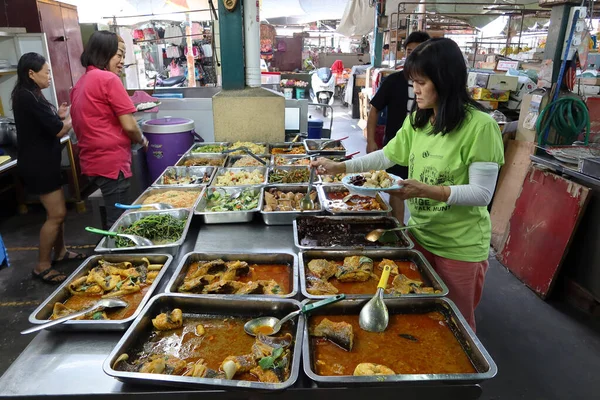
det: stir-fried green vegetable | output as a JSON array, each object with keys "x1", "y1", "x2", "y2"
[
  {"x1": 192, "y1": 144, "x2": 227, "y2": 153},
  {"x1": 115, "y1": 214, "x2": 185, "y2": 247},
  {"x1": 268, "y1": 168, "x2": 310, "y2": 184},
  {"x1": 206, "y1": 189, "x2": 259, "y2": 212}
]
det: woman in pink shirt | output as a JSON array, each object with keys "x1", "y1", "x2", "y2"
[{"x1": 70, "y1": 31, "x2": 148, "y2": 227}]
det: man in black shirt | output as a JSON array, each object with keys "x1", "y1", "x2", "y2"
[{"x1": 366, "y1": 31, "x2": 430, "y2": 222}]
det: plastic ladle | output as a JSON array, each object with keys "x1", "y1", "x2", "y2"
[
  {"x1": 85, "y1": 227, "x2": 153, "y2": 247},
  {"x1": 115, "y1": 202, "x2": 173, "y2": 211},
  {"x1": 244, "y1": 294, "x2": 345, "y2": 337}
]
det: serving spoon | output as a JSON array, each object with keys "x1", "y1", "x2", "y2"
[
  {"x1": 21, "y1": 299, "x2": 128, "y2": 334},
  {"x1": 301, "y1": 166, "x2": 317, "y2": 210},
  {"x1": 364, "y1": 224, "x2": 429, "y2": 243},
  {"x1": 244, "y1": 294, "x2": 345, "y2": 337},
  {"x1": 317, "y1": 136, "x2": 349, "y2": 150},
  {"x1": 85, "y1": 227, "x2": 153, "y2": 247},
  {"x1": 115, "y1": 202, "x2": 173, "y2": 211},
  {"x1": 359, "y1": 265, "x2": 391, "y2": 332}
]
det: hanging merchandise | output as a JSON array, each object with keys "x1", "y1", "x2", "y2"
[
  {"x1": 184, "y1": 46, "x2": 201, "y2": 59},
  {"x1": 191, "y1": 22, "x2": 203, "y2": 40},
  {"x1": 143, "y1": 28, "x2": 158, "y2": 41},
  {"x1": 133, "y1": 29, "x2": 145, "y2": 41},
  {"x1": 165, "y1": 24, "x2": 183, "y2": 45},
  {"x1": 166, "y1": 45, "x2": 181, "y2": 59},
  {"x1": 169, "y1": 60, "x2": 182, "y2": 77},
  {"x1": 201, "y1": 43, "x2": 213, "y2": 58}
]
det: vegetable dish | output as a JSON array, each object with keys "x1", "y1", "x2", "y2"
[
  {"x1": 309, "y1": 313, "x2": 476, "y2": 376},
  {"x1": 268, "y1": 168, "x2": 310, "y2": 184},
  {"x1": 177, "y1": 259, "x2": 290, "y2": 295},
  {"x1": 182, "y1": 158, "x2": 224, "y2": 167},
  {"x1": 214, "y1": 169, "x2": 265, "y2": 186},
  {"x1": 273, "y1": 156, "x2": 310, "y2": 166},
  {"x1": 114, "y1": 310, "x2": 295, "y2": 383},
  {"x1": 192, "y1": 144, "x2": 227, "y2": 153},
  {"x1": 304, "y1": 256, "x2": 439, "y2": 296},
  {"x1": 205, "y1": 189, "x2": 259, "y2": 212},
  {"x1": 116, "y1": 214, "x2": 185, "y2": 247},
  {"x1": 162, "y1": 170, "x2": 212, "y2": 185},
  {"x1": 230, "y1": 142, "x2": 267, "y2": 155},
  {"x1": 50, "y1": 257, "x2": 165, "y2": 320}
]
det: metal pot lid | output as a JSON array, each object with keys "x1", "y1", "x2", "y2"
[{"x1": 142, "y1": 117, "x2": 195, "y2": 134}]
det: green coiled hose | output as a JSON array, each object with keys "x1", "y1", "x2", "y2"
[{"x1": 536, "y1": 96, "x2": 590, "y2": 147}]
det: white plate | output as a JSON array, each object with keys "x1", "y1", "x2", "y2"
[
  {"x1": 135, "y1": 102, "x2": 161, "y2": 112},
  {"x1": 341, "y1": 173, "x2": 404, "y2": 196}
]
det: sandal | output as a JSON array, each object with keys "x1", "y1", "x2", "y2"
[
  {"x1": 32, "y1": 268, "x2": 67, "y2": 284},
  {"x1": 52, "y1": 250, "x2": 87, "y2": 265}
]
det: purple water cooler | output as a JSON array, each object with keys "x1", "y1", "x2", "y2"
[{"x1": 141, "y1": 117, "x2": 197, "y2": 181}]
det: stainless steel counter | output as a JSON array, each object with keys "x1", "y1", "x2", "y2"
[{"x1": 0, "y1": 217, "x2": 483, "y2": 399}]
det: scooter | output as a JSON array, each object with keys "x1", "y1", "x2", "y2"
[
  {"x1": 310, "y1": 67, "x2": 335, "y2": 117},
  {"x1": 146, "y1": 70, "x2": 186, "y2": 88}
]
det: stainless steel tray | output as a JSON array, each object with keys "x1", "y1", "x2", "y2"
[
  {"x1": 302, "y1": 297, "x2": 497, "y2": 386},
  {"x1": 195, "y1": 186, "x2": 263, "y2": 223},
  {"x1": 152, "y1": 166, "x2": 216, "y2": 187},
  {"x1": 320, "y1": 173, "x2": 350, "y2": 185},
  {"x1": 188, "y1": 142, "x2": 231, "y2": 154},
  {"x1": 165, "y1": 252, "x2": 298, "y2": 298},
  {"x1": 103, "y1": 294, "x2": 304, "y2": 390},
  {"x1": 271, "y1": 155, "x2": 312, "y2": 166},
  {"x1": 176, "y1": 153, "x2": 228, "y2": 168},
  {"x1": 303, "y1": 139, "x2": 347, "y2": 157},
  {"x1": 269, "y1": 142, "x2": 307, "y2": 155},
  {"x1": 211, "y1": 167, "x2": 268, "y2": 187},
  {"x1": 225, "y1": 154, "x2": 271, "y2": 168},
  {"x1": 130, "y1": 186, "x2": 205, "y2": 211},
  {"x1": 261, "y1": 184, "x2": 323, "y2": 225},
  {"x1": 299, "y1": 249, "x2": 448, "y2": 299},
  {"x1": 95, "y1": 209, "x2": 193, "y2": 254},
  {"x1": 267, "y1": 166, "x2": 322, "y2": 185},
  {"x1": 318, "y1": 184, "x2": 391, "y2": 215},
  {"x1": 227, "y1": 141, "x2": 269, "y2": 156},
  {"x1": 293, "y1": 215, "x2": 413, "y2": 250},
  {"x1": 28, "y1": 254, "x2": 173, "y2": 331}
]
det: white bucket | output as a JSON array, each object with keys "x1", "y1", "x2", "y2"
[{"x1": 283, "y1": 88, "x2": 293, "y2": 99}]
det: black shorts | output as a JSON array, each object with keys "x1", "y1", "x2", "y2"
[
  {"x1": 19, "y1": 167, "x2": 62, "y2": 195},
  {"x1": 386, "y1": 164, "x2": 408, "y2": 179}
]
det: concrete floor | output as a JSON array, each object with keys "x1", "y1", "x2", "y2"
[{"x1": 0, "y1": 103, "x2": 599, "y2": 399}]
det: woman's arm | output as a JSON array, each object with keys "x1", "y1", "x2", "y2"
[
  {"x1": 55, "y1": 117, "x2": 72, "y2": 138},
  {"x1": 344, "y1": 150, "x2": 396, "y2": 173},
  {"x1": 118, "y1": 114, "x2": 147, "y2": 146},
  {"x1": 394, "y1": 162, "x2": 499, "y2": 206}
]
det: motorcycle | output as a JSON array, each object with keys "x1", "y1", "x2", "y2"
[
  {"x1": 146, "y1": 70, "x2": 186, "y2": 88},
  {"x1": 309, "y1": 67, "x2": 335, "y2": 117}
]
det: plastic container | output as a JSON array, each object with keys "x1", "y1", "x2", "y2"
[
  {"x1": 295, "y1": 87, "x2": 306, "y2": 99},
  {"x1": 307, "y1": 119, "x2": 324, "y2": 139},
  {"x1": 141, "y1": 117, "x2": 198, "y2": 181},
  {"x1": 261, "y1": 72, "x2": 281, "y2": 85},
  {"x1": 283, "y1": 88, "x2": 293, "y2": 99}
]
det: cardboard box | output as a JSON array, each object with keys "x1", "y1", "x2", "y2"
[
  {"x1": 516, "y1": 91, "x2": 549, "y2": 142},
  {"x1": 477, "y1": 100, "x2": 499, "y2": 110},
  {"x1": 496, "y1": 60, "x2": 520, "y2": 71},
  {"x1": 511, "y1": 78, "x2": 538, "y2": 101},
  {"x1": 468, "y1": 72, "x2": 491, "y2": 88},
  {"x1": 487, "y1": 75, "x2": 519, "y2": 91},
  {"x1": 471, "y1": 87, "x2": 510, "y2": 102}
]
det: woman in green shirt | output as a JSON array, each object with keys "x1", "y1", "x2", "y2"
[{"x1": 312, "y1": 38, "x2": 504, "y2": 331}]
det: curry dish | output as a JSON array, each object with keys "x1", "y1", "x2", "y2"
[
  {"x1": 309, "y1": 313, "x2": 476, "y2": 376},
  {"x1": 305, "y1": 257, "x2": 439, "y2": 296},
  {"x1": 177, "y1": 259, "x2": 291, "y2": 295},
  {"x1": 50, "y1": 258, "x2": 165, "y2": 320},
  {"x1": 324, "y1": 191, "x2": 385, "y2": 212},
  {"x1": 114, "y1": 310, "x2": 295, "y2": 383}
]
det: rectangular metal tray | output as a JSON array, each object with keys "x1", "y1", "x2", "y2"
[
  {"x1": 176, "y1": 153, "x2": 228, "y2": 168},
  {"x1": 271, "y1": 155, "x2": 312, "y2": 166},
  {"x1": 188, "y1": 142, "x2": 231, "y2": 154},
  {"x1": 226, "y1": 142, "x2": 269, "y2": 156},
  {"x1": 320, "y1": 173, "x2": 350, "y2": 185},
  {"x1": 266, "y1": 166, "x2": 322, "y2": 185},
  {"x1": 130, "y1": 186, "x2": 205, "y2": 211},
  {"x1": 318, "y1": 184, "x2": 391, "y2": 215},
  {"x1": 152, "y1": 166, "x2": 216, "y2": 188},
  {"x1": 302, "y1": 297, "x2": 497, "y2": 386},
  {"x1": 303, "y1": 139, "x2": 347, "y2": 157},
  {"x1": 195, "y1": 185, "x2": 263, "y2": 223},
  {"x1": 261, "y1": 184, "x2": 323, "y2": 225},
  {"x1": 299, "y1": 249, "x2": 448, "y2": 299},
  {"x1": 225, "y1": 154, "x2": 271, "y2": 168},
  {"x1": 103, "y1": 294, "x2": 304, "y2": 390},
  {"x1": 293, "y1": 215, "x2": 413, "y2": 250},
  {"x1": 269, "y1": 142, "x2": 308, "y2": 155},
  {"x1": 95, "y1": 209, "x2": 193, "y2": 254},
  {"x1": 211, "y1": 167, "x2": 268, "y2": 187},
  {"x1": 28, "y1": 254, "x2": 173, "y2": 331},
  {"x1": 165, "y1": 252, "x2": 299, "y2": 298}
]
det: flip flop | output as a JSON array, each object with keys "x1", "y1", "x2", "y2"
[
  {"x1": 32, "y1": 268, "x2": 67, "y2": 284},
  {"x1": 52, "y1": 251, "x2": 87, "y2": 265}
]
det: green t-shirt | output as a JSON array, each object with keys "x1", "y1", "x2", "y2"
[{"x1": 383, "y1": 108, "x2": 505, "y2": 262}]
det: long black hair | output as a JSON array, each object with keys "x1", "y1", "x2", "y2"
[
  {"x1": 80, "y1": 30, "x2": 118, "y2": 69},
  {"x1": 11, "y1": 52, "x2": 54, "y2": 111},
  {"x1": 404, "y1": 38, "x2": 485, "y2": 135}
]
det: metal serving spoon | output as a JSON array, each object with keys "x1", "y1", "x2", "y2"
[
  {"x1": 364, "y1": 223, "x2": 429, "y2": 243},
  {"x1": 301, "y1": 166, "x2": 317, "y2": 210},
  {"x1": 85, "y1": 227, "x2": 153, "y2": 247},
  {"x1": 287, "y1": 134, "x2": 301, "y2": 150},
  {"x1": 244, "y1": 294, "x2": 345, "y2": 337},
  {"x1": 359, "y1": 265, "x2": 391, "y2": 332},
  {"x1": 221, "y1": 147, "x2": 267, "y2": 165},
  {"x1": 21, "y1": 299, "x2": 128, "y2": 334},
  {"x1": 115, "y1": 202, "x2": 173, "y2": 211},
  {"x1": 317, "y1": 136, "x2": 349, "y2": 150}
]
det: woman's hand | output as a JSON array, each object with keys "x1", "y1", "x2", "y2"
[
  {"x1": 310, "y1": 157, "x2": 346, "y2": 175},
  {"x1": 58, "y1": 102, "x2": 69, "y2": 120},
  {"x1": 390, "y1": 179, "x2": 450, "y2": 202}
]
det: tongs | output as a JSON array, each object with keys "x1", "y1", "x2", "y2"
[{"x1": 221, "y1": 147, "x2": 267, "y2": 165}]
